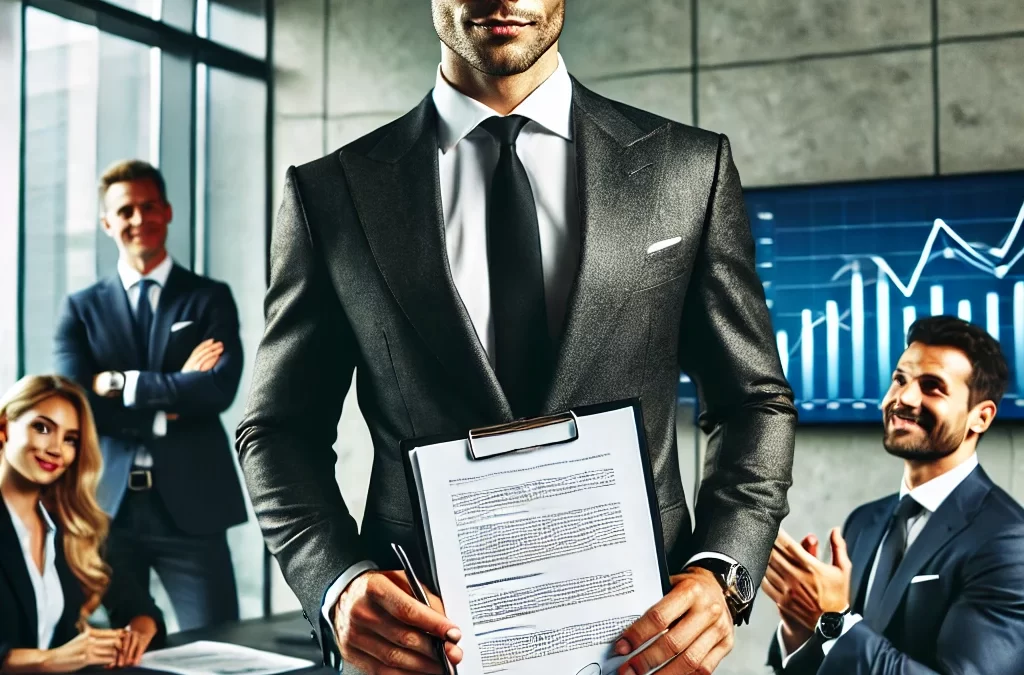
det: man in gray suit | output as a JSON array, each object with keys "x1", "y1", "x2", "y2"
[{"x1": 237, "y1": 1, "x2": 797, "y2": 674}]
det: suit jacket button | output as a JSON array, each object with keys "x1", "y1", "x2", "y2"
[
  {"x1": 309, "y1": 630, "x2": 316, "y2": 641},
  {"x1": 302, "y1": 610, "x2": 308, "y2": 620}
]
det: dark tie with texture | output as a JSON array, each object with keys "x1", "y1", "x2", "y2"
[
  {"x1": 864, "y1": 495, "x2": 924, "y2": 618},
  {"x1": 480, "y1": 115, "x2": 552, "y2": 418},
  {"x1": 134, "y1": 278, "x2": 156, "y2": 368}
]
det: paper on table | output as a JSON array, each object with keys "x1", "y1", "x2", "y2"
[
  {"x1": 410, "y1": 405, "x2": 665, "y2": 675},
  {"x1": 138, "y1": 641, "x2": 315, "y2": 675}
]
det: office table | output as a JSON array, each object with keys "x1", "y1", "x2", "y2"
[{"x1": 119, "y1": 611, "x2": 332, "y2": 674}]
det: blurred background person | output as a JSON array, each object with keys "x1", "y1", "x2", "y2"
[
  {"x1": 0, "y1": 374, "x2": 164, "y2": 673},
  {"x1": 53, "y1": 160, "x2": 247, "y2": 631},
  {"x1": 764, "y1": 316, "x2": 1024, "y2": 674}
]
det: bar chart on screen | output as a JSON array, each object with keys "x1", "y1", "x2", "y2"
[{"x1": 677, "y1": 171, "x2": 1024, "y2": 423}]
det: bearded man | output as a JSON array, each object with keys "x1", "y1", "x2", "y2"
[{"x1": 764, "y1": 315, "x2": 1024, "y2": 675}]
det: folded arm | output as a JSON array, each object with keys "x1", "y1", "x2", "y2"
[
  {"x1": 53, "y1": 296, "x2": 155, "y2": 442},
  {"x1": 680, "y1": 134, "x2": 798, "y2": 586},
  {"x1": 126, "y1": 284, "x2": 243, "y2": 415}
]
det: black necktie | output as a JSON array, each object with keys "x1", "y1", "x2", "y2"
[
  {"x1": 480, "y1": 115, "x2": 552, "y2": 418},
  {"x1": 864, "y1": 495, "x2": 924, "y2": 617},
  {"x1": 134, "y1": 278, "x2": 156, "y2": 367}
]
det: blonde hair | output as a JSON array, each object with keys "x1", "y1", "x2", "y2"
[{"x1": 0, "y1": 375, "x2": 111, "y2": 621}]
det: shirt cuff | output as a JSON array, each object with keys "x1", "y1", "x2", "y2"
[
  {"x1": 684, "y1": 551, "x2": 740, "y2": 569},
  {"x1": 776, "y1": 621, "x2": 810, "y2": 668},
  {"x1": 320, "y1": 560, "x2": 380, "y2": 626},
  {"x1": 152, "y1": 411, "x2": 167, "y2": 437},
  {"x1": 123, "y1": 370, "x2": 140, "y2": 407},
  {"x1": 821, "y1": 613, "x2": 863, "y2": 656}
]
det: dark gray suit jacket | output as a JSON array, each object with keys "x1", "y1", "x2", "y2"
[
  {"x1": 236, "y1": 79, "x2": 797, "y2": 665},
  {"x1": 54, "y1": 265, "x2": 248, "y2": 535},
  {"x1": 768, "y1": 466, "x2": 1024, "y2": 675}
]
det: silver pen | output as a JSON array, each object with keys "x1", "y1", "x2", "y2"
[{"x1": 391, "y1": 542, "x2": 453, "y2": 674}]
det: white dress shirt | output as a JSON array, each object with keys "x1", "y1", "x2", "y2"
[
  {"x1": 3, "y1": 496, "x2": 65, "y2": 649},
  {"x1": 117, "y1": 254, "x2": 173, "y2": 466},
  {"x1": 778, "y1": 453, "x2": 980, "y2": 666},
  {"x1": 321, "y1": 55, "x2": 731, "y2": 629}
]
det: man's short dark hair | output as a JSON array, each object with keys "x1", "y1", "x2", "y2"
[
  {"x1": 906, "y1": 315, "x2": 1010, "y2": 408},
  {"x1": 98, "y1": 159, "x2": 167, "y2": 207}
]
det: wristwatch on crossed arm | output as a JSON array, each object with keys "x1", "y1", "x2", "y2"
[{"x1": 686, "y1": 558, "x2": 756, "y2": 625}]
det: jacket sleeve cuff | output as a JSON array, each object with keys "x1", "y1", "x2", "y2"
[{"x1": 321, "y1": 560, "x2": 380, "y2": 626}]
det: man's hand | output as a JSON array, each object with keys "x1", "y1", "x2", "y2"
[
  {"x1": 92, "y1": 371, "x2": 123, "y2": 398},
  {"x1": 332, "y1": 570, "x2": 463, "y2": 675},
  {"x1": 181, "y1": 339, "x2": 223, "y2": 373},
  {"x1": 762, "y1": 527, "x2": 852, "y2": 644},
  {"x1": 766, "y1": 533, "x2": 819, "y2": 653},
  {"x1": 614, "y1": 568, "x2": 734, "y2": 675}
]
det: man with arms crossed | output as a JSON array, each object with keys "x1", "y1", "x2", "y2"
[
  {"x1": 55, "y1": 160, "x2": 247, "y2": 631},
  {"x1": 765, "y1": 316, "x2": 1024, "y2": 674},
  {"x1": 238, "y1": 1, "x2": 797, "y2": 673}
]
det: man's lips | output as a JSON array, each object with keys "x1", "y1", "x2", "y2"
[
  {"x1": 889, "y1": 414, "x2": 923, "y2": 431},
  {"x1": 470, "y1": 18, "x2": 535, "y2": 36}
]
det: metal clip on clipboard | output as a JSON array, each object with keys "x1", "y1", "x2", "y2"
[{"x1": 466, "y1": 410, "x2": 580, "y2": 460}]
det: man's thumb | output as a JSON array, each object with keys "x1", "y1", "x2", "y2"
[{"x1": 830, "y1": 527, "x2": 852, "y2": 571}]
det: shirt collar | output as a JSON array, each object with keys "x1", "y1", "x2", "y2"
[
  {"x1": 117, "y1": 254, "x2": 173, "y2": 292},
  {"x1": 3, "y1": 497, "x2": 57, "y2": 537},
  {"x1": 899, "y1": 453, "x2": 979, "y2": 513},
  {"x1": 431, "y1": 53, "x2": 573, "y2": 153}
]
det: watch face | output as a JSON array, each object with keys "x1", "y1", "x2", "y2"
[
  {"x1": 818, "y1": 612, "x2": 846, "y2": 640},
  {"x1": 732, "y1": 565, "x2": 755, "y2": 603}
]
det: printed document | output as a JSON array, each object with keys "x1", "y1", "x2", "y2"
[
  {"x1": 408, "y1": 404, "x2": 666, "y2": 675},
  {"x1": 139, "y1": 640, "x2": 315, "y2": 675}
]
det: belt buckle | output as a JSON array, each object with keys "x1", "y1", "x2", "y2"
[{"x1": 128, "y1": 469, "x2": 152, "y2": 491}]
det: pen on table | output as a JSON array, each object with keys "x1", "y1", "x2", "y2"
[{"x1": 391, "y1": 542, "x2": 454, "y2": 675}]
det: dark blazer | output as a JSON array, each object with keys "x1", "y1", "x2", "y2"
[
  {"x1": 54, "y1": 264, "x2": 247, "y2": 535},
  {"x1": 768, "y1": 465, "x2": 1024, "y2": 675},
  {"x1": 0, "y1": 500, "x2": 166, "y2": 666},
  {"x1": 236, "y1": 79, "x2": 798, "y2": 664}
]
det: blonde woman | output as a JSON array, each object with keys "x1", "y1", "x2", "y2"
[{"x1": 0, "y1": 375, "x2": 164, "y2": 673}]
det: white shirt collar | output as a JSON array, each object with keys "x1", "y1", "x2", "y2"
[
  {"x1": 3, "y1": 496, "x2": 57, "y2": 537},
  {"x1": 900, "y1": 453, "x2": 979, "y2": 513},
  {"x1": 431, "y1": 53, "x2": 573, "y2": 153},
  {"x1": 117, "y1": 254, "x2": 173, "y2": 292}
]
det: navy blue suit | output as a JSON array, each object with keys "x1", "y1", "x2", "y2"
[
  {"x1": 54, "y1": 263, "x2": 247, "y2": 630},
  {"x1": 769, "y1": 465, "x2": 1024, "y2": 675}
]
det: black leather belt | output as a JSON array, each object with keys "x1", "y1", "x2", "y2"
[{"x1": 128, "y1": 469, "x2": 152, "y2": 491}]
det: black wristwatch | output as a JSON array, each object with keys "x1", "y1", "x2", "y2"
[
  {"x1": 686, "y1": 558, "x2": 755, "y2": 625},
  {"x1": 815, "y1": 610, "x2": 849, "y2": 641}
]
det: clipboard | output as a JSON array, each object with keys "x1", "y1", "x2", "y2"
[{"x1": 399, "y1": 398, "x2": 672, "y2": 675}]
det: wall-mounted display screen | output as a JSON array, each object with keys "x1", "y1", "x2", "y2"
[{"x1": 678, "y1": 172, "x2": 1024, "y2": 423}]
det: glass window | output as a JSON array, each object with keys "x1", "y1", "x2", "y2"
[
  {"x1": 104, "y1": 0, "x2": 159, "y2": 20},
  {"x1": 0, "y1": 0, "x2": 21, "y2": 389},
  {"x1": 22, "y1": 8, "x2": 154, "y2": 375},
  {"x1": 199, "y1": 64, "x2": 268, "y2": 620},
  {"x1": 199, "y1": 0, "x2": 267, "y2": 59}
]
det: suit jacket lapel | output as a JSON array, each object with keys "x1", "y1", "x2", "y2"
[
  {"x1": 148, "y1": 265, "x2": 185, "y2": 370},
  {"x1": 101, "y1": 275, "x2": 144, "y2": 367},
  {"x1": 872, "y1": 466, "x2": 991, "y2": 631},
  {"x1": 543, "y1": 80, "x2": 670, "y2": 412},
  {"x1": 849, "y1": 496, "x2": 895, "y2": 614},
  {"x1": 341, "y1": 97, "x2": 512, "y2": 423},
  {"x1": 0, "y1": 500, "x2": 38, "y2": 641},
  {"x1": 53, "y1": 528, "x2": 84, "y2": 645}
]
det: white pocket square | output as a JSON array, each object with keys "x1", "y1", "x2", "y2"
[
  {"x1": 911, "y1": 574, "x2": 939, "y2": 584},
  {"x1": 170, "y1": 321, "x2": 194, "y2": 332},
  {"x1": 646, "y1": 236, "x2": 682, "y2": 255}
]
